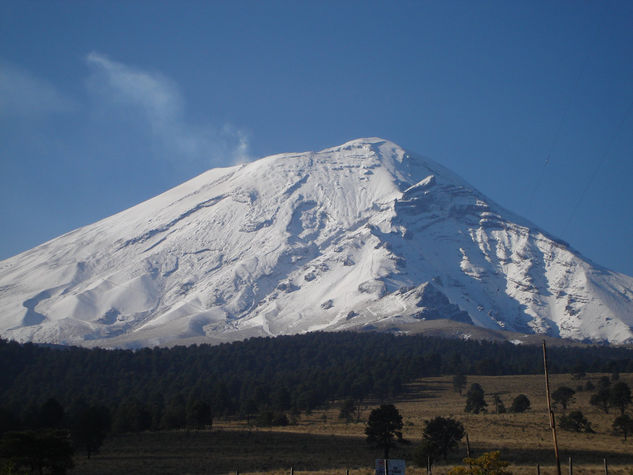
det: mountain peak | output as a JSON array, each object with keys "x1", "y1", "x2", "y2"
[
  {"x1": 327, "y1": 136, "x2": 393, "y2": 148},
  {"x1": 321, "y1": 137, "x2": 409, "y2": 167},
  {"x1": 1, "y1": 139, "x2": 633, "y2": 347}
]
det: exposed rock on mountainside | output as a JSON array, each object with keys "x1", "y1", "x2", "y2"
[{"x1": 1, "y1": 138, "x2": 632, "y2": 347}]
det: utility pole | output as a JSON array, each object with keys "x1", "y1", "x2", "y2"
[{"x1": 543, "y1": 340, "x2": 561, "y2": 475}]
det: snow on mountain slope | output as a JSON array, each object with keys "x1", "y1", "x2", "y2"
[{"x1": 1, "y1": 138, "x2": 633, "y2": 347}]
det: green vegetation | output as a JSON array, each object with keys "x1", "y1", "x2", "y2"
[
  {"x1": 465, "y1": 384, "x2": 487, "y2": 414},
  {"x1": 492, "y1": 394, "x2": 506, "y2": 414},
  {"x1": 589, "y1": 379, "x2": 632, "y2": 416},
  {"x1": 447, "y1": 451, "x2": 512, "y2": 475},
  {"x1": 0, "y1": 373, "x2": 628, "y2": 474},
  {"x1": 510, "y1": 394, "x2": 530, "y2": 413},
  {"x1": 551, "y1": 386, "x2": 576, "y2": 411},
  {"x1": 0, "y1": 430, "x2": 74, "y2": 474},
  {"x1": 2, "y1": 334, "x2": 633, "y2": 432},
  {"x1": 414, "y1": 416, "x2": 464, "y2": 466},
  {"x1": 364, "y1": 404, "x2": 405, "y2": 459},
  {"x1": 609, "y1": 381, "x2": 632, "y2": 415},
  {"x1": 590, "y1": 388, "x2": 612, "y2": 413},
  {"x1": 70, "y1": 405, "x2": 110, "y2": 458},
  {"x1": 452, "y1": 374, "x2": 467, "y2": 395},
  {"x1": 1, "y1": 334, "x2": 633, "y2": 473},
  {"x1": 613, "y1": 414, "x2": 633, "y2": 441},
  {"x1": 338, "y1": 398, "x2": 356, "y2": 423},
  {"x1": 558, "y1": 410, "x2": 593, "y2": 433}
]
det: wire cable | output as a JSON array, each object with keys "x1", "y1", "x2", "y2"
[{"x1": 561, "y1": 98, "x2": 633, "y2": 235}]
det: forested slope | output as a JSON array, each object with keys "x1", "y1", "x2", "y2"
[{"x1": 2, "y1": 333, "x2": 633, "y2": 433}]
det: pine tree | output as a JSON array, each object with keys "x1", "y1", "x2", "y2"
[
  {"x1": 365, "y1": 404, "x2": 404, "y2": 459},
  {"x1": 465, "y1": 383, "x2": 487, "y2": 414}
]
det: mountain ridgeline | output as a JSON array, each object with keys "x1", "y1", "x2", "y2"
[{"x1": 1, "y1": 138, "x2": 633, "y2": 347}]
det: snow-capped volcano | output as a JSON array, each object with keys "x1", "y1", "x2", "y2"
[{"x1": 2, "y1": 138, "x2": 633, "y2": 347}]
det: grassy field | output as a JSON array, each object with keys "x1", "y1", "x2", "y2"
[{"x1": 71, "y1": 373, "x2": 633, "y2": 474}]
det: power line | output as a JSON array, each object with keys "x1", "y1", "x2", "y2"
[
  {"x1": 561, "y1": 98, "x2": 633, "y2": 235},
  {"x1": 527, "y1": 6, "x2": 604, "y2": 219}
]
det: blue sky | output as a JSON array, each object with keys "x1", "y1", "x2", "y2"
[{"x1": 1, "y1": 0, "x2": 632, "y2": 276}]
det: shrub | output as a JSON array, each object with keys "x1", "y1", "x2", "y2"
[
  {"x1": 338, "y1": 398, "x2": 355, "y2": 423},
  {"x1": 559, "y1": 411, "x2": 593, "y2": 433},
  {"x1": 510, "y1": 394, "x2": 530, "y2": 413},
  {"x1": 255, "y1": 410, "x2": 289, "y2": 427},
  {"x1": 448, "y1": 450, "x2": 511, "y2": 475}
]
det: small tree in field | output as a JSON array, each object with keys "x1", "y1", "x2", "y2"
[
  {"x1": 510, "y1": 394, "x2": 530, "y2": 413},
  {"x1": 613, "y1": 414, "x2": 633, "y2": 441},
  {"x1": 365, "y1": 404, "x2": 404, "y2": 459},
  {"x1": 492, "y1": 394, "x2": 506, "y2": 414},
  {"x1": 453, "y1": 374, "x2": 467, "y2": 395},
  {"x1": 414, "y1": 416, "x2": 464, "y2": 466},
  {"x1": 465, "y1": 383, "x2": 487, "y2": 414},
  {"x1": 552, "y1": 386, "x2": 575, "y2": 412},
  {"x1": 609, "y1": 382, "x2": 632, "y2": 416},
  {"x1": 338, "y1": 398, "x2": 356, "y2": 423}
]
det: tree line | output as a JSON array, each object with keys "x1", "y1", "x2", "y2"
[{"x1": 2, "y1": 332, "x2": 633, "y2": 436}]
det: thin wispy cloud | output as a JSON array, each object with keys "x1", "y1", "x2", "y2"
[
  {"x1": 0, "y1": 60, "x2": 73, "y2": 119},
  {"x1": 85, "y1": 52, "x2": 250, "y2": 167}
]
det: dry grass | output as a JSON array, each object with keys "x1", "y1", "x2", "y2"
[{"x1": 71, "y1": 373, "x2": 633, "y2": 475}]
